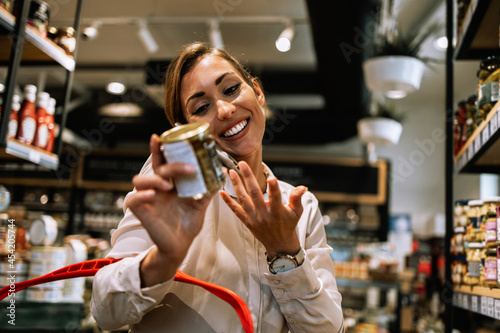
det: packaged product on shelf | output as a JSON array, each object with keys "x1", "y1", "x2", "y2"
[
  {"x1": 465, "y1": 95, "x2": 477, "y2": 139},
  {"x1": 465, "y1": 244, "x2": 482, "y2": 286},
  {"x1": 451, "y1": 260, "x2": 466, "y2": 285},
  {"x1": 454, "y1": 199, "x2": 469, "y2": 230},
  {"x1": 0, "y1": 0, "x2": 13, "y2": 12},
  {"x1": 477, "y1": 56, "x2": 500, "y2": 121},
  {"x1": 454, "y1": 102, "x2": 467, "y2": 154},
  {"x1": 466, "y1": 200, "x2": 483, "y2": 243},
  {"x1": 27, "y1": 0, "x2": 50, "y2": 38},
  {"x1": 483, "y1": 197, "x2": 500, "y2": 247},
  {"x1": 33, "y1": 91, "x2": 50, "y2": 150},
  {"x1": 6, "y1": 94, "x2": 20, "y2": 139},
  {"x1": 45, "y1": 97, "x2": 56, "y2": 152},
  {"x1": 51, "y1": 27, "x2": 76, "y2": 55},
  {"x1": 484, "y1": 247, "x2": 497, "y2": 287},
  {"x1": 16, "y1": 84, "x2": 37, "y2": 145},
  {"x1": 27, "y1": 215, "x2": 58, "y2": 246}
]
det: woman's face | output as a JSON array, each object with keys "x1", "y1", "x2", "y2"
[{"x1": 180, "y1": 54, "x2": 266, "y2": 160}]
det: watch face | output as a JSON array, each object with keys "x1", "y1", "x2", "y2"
[{"x1": 272, "y1": 257, "x2": 296, "y2": 273}]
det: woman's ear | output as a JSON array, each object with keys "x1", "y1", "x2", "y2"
[{"x1": 252, "y1": 80, "x2": 266, "y2": 108}]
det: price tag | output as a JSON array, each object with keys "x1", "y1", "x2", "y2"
[
  {"x1": 497, "y1": 111, "x2": 500, "y2": 131},
  {"x1": 29, "y1": 149, "x2": 41, "y2": 164},
  {"x1": 488, "y1": 297, "x2": 494, "y2": 317},
  {"x1": 467, "y1": 144, "x2": 474, "y2": 161},
  {"x1": 491, "y1": 115, "x2": 499, "y2": 134},
  {"x1": 474, "y1": 136, "x2": 481, "y2": 153},
  {"x1": 463, "y1": 294, "x2": 469, "y2": 309},
  {"x1": 471, "y1": 295, "x2": 478, "y2": 312},
  {"x1": 495, "y1": 299, "x2": 500, "y2": 319},
  {"x1": 482, "y1": 125, "x2": 490, "y2": 143},
  {"x1": 481, "y1": 296, "x2": 488, "y2": 315}
]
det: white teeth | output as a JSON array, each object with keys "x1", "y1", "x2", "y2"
[{"x1": 223, "y1": 120, "x2": 248, "y2": 137}]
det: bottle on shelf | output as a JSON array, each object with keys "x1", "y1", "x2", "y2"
[
  {"x1": 16, "y1": 84, "x2": 38, "y2": 145},
  {"x1": 33, "y1": 91, "x2": 50, "y2": 150},
  {"x1": 45, "y1": 97, "x2": 56, "y2": 152},
  {"x1": 7, "y1": 94, "x2": 21, "y2": 139}
]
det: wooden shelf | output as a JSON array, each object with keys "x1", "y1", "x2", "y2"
[
  {"x1": 454, "y1": 100, "x2": 500, "y2": 173},
  {"x1": 4, "y1": 138, "x2": 59, "y2": 170},
  {"x1": 454, "y1": 285, "x2": 500, "y2": 319},
  {"x1": 0, "y1": 7, "x2": 75, "y2": 71},
  {"x1": 454, "y1": 0, "x2": 499, "y2": 60}
]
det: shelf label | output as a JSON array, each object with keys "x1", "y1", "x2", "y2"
[
  {"x1": 471, "y1": 295, "x2": 478, "y2": 312},
  {"x1": 488, "y1": 297, "x2": 494, "y2": 317},
  {"x1": 495, "y1": 299, "x2": 500, "y2": 319},
  {"x1": 474, "y1": 136, "x2": 481, "y2": 153},
  {"x1": 463, "y1": 294, "x2": 469, "y2": 309},
  {"x1": 467, "y1": 144, "x2": 474, "y2": 161},
  {"x1": 497, "y1": 112, "x2": 500, "y2": 132},
  {"x1": 482, "y1": 125, "x2": 490, "y2": 144},
  {"x1": 491, "y1": 115, "x2": 499, "y2": 134},
  {"x1": 481, "y1": 296, "x2": 488, "y2": 315},
  {"x1": 28, "y1": 149, "x2": 41, "y2": 164}
]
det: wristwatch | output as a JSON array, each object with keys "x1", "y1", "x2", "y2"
[{"x1": 267, "y1": 247, "x2": 305, "y2": 274}]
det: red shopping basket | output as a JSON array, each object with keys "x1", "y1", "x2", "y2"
[{"x1": 0, "y1": 258, "x2": 254, "y2": 333}]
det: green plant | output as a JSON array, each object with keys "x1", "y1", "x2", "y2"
[
  {"x1": 372, "y1": 102, "x2": 407, "y2": 123},
  {"x1": 372, "y1": 22, "x2": 443, "y2": 64}
]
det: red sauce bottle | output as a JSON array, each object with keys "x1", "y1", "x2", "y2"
[
  {"x1": 45, "y1": 97, "x2": 56, "y2": 153},
  {"x1": 16, "y1": 84, "x2": 38, "y2": 145},
  {"x1": 7, "y1": 94, "x2": 21, "y2": 139},
  {"x1": 33, "y1": 92, "x2": 50, "y2": 149}
]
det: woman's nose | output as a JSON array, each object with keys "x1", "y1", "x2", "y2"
[{"x1": 216, "y1": 100, "x2": 236, "y2": 120}]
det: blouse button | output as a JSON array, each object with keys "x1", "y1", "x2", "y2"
[
  {"x1": 278, "y1": 289, "x2": 285, "y2": 295},
  {"x1": 273, "y1": 280, "x2": 280, "y2": 285}
]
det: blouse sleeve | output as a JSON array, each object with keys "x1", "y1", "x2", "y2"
[{"x1": 264, "y1": 190, "x2": 344, "y2": 333}]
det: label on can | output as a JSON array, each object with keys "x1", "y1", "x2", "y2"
[{"x1": 163, "y1": 141, "x2": 207, "y2": 198}]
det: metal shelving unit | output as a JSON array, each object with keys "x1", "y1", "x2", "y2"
[{"x1": 0, "y1": 0, "x2": 83, "y2": 169}]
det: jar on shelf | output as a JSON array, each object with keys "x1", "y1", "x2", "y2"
[
  {"x1": 483, "y1": 197, "x2": 500, "y2": 248},
  {"x1": 466, "y1": 200, "x2": 483, "y2": 243},
  {"x1": 455, "y1": 199, "x2": 469, "y2": 230},
  {"x1": 465, "y1": 95, "x2": 477, "y2": 139},
  {"x1": 465, "y1": 244, "x2": 482, "y2": 286},
  {"x1": 477, "y1": 55, "x2": 500, "y2": 121},
  {"x1": 484, "y1": 247, "x2": 497, "y2": 287},
  {"x1": 50, "y1": 27, "x2": 76, "y2": 55}
]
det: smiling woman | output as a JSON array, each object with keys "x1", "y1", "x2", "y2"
[{"x1": 90, "y1": 42, "x2": 344, "y2": 333}]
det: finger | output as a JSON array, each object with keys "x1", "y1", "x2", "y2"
[
  {"x1": 228, "y1": 169, "x2": 255, "y2": 213},
  {"x1": 288, "y1": 186, "x2": 308, "y2": 218},
  {"x1": 150, "y1": 134, "x2": 166, "y2": 173},
  {"x1": 238, "y1": 161, "x2": 265, "y2": 209},
  {"x1": 219, "y1": 191, "x2": 248, "y2": 223},
  {"x1": 133, "y1": 174, "x2": 173, "y2": 192},
  {"x1": 126, "y1": 189, "x2": 156, "y2": 215},
  {"x1": 156, "y1": 162, "x2": 195, "y2": 180},
  {"x1": 267, "y1": 176, "x2": 283, "y2": 212}
]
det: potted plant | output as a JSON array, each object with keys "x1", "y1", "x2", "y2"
[
  {"x1": 363, "y1": 22, "x2": 442, "y2": 97},
  {"x1": 357, "y1": 102, "x2": 405, "y2": 146}
]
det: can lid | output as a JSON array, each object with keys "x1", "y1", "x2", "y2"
[
  {"x1": 468, "y1": 199, "x2": 483, "y2": 206},
  {"x1": 160, "y1": 122, "x2": 209, "y2": 143},
  {"x1": 483, "y1": 196, "x2": 500, "y2": 203}
]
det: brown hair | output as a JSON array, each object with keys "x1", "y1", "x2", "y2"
[{"x1": 163, "y1": 42, "x2": 260, "y2": 126}]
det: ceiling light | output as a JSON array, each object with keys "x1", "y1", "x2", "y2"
[
  {"x1": 82, "y1": 24, "x2": 99, "y2": 40},
  {"x1": 106, "y1": 81, "x2": 127, "y2": 95},
  {"x1": 434, "y1": 36, "x2": 448, "y2": 50},
  {"x1": 137, "y1": 20, "x2": 159, "y2": 54},
  {"x1": 385, "y1": 90, "x2": 407, "y2": 99},
  {"x1": 0, "y1": 82, "x2": 4, "y2": 93},
  {"x1": 98, "y1": 103, "x2": 143, "y2": 117},
  {"x1": 208, "y1": 19, "x2": 224, "y2": 50},
  {"x1": 275, "y1": 21, "x2": 294, "y2": 52}
]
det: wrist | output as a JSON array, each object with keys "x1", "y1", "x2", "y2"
[
  {"x1": 266, "y1": 247, "x2": 305, "y2": 274},
  {"x1": 140, "y1": 246, "x2": 181, "y2": 287}
]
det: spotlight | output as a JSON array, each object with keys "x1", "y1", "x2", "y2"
[
  {"x1": 82, "y1": 22, "x2": 100, "y2": 40},
  {"x1": 137, "y1": 20, "x2": 159, "y2": 54},
  {"x1": 208, "y1": 19, "x2": 224, "y2": 50},
  {"x1": 106, "y1": 81, "x2": 127, "y2": 95},
  {"x1": 433, "y1": 36, "x2": 448, "y2": 50},
  {"x1": 275, "y1": 21, "x2": 294, "y2": 52}
]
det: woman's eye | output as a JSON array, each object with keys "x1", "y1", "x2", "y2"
[
  {"x1": 224, "y1": 83, "x2": 241, "y2": 96},
  {"x1": 193, "y1": 104, "x2": 209, "y2": 115}
]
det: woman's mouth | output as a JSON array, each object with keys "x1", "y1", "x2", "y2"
[{"x1": 222, "y1": 119, "x2": 248, "y2": 137}]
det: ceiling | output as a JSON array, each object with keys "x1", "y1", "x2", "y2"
[{"x1": 9, "y1": 0, "x2": 445, "y2": 150}]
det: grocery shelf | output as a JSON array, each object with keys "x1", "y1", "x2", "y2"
[
  {"x1": 4, "y1": 138, "x2": 59, "y2": 170},
  {"x1": 453, "y1": 285, "x2": 500, "y2": 319},
  {"x1": 454, "y1": 0, "x2": 499, "y2": 60},
  {"x1": 454, "y1": 101, "x2": 500, "y2": 173},
  {"x1": 0, "y1": 6, "x2": 75, "y2": 71}
]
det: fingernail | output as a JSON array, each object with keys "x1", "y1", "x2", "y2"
[{"x1": 185, "y1": 164, "x2": 195, "y2": 173}]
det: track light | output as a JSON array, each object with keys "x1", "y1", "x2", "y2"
[
  {"x1": 208, "y1": 19, "x2": 224, "y2": 50},
  {"x1": 137, "y1": 20, "x2": 159, "y2": 54},
  {"x1": 275, "y1": 21, "x2": 294, "y2": 52},
  {"x1": 82, "y1": 22, "x2": 101, "y2": 40},
  {"x1": 106, "y1": 81, "x2": 127, "y2": 95}
]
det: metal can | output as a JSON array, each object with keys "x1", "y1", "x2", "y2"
[{"x1": 160, "y1": 122, "x2": 225, "y2": 199}]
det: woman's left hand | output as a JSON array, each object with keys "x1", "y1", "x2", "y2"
[{"x1": 219, "y1": 161, "x2": 308, "y2": 258}]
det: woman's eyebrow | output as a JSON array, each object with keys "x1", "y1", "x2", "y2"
[
  {"x1": 215, "y1": 71, "x2": 235, "y2": 85},
  {"x1": 186, "y1": 72, "x2": 236, "y2": 108}
]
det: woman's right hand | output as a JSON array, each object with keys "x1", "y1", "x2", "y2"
[{"x1": 126, "y1": 134, "x2": 215, "y2": 287}]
